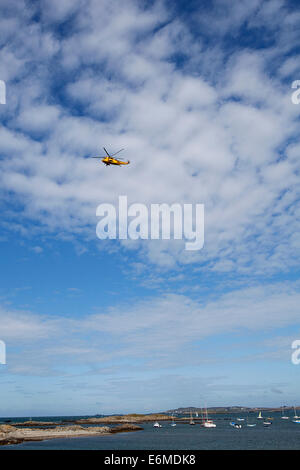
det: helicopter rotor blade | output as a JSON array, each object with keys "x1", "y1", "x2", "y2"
[
  {"x1": 110, "y1": 148, "x2": 124, "y2": 157},
  {"x1": 90, "y1": 147, "x2": 126, "y2": 160}
]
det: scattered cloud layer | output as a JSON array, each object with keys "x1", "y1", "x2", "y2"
[
  {"x1": 0, "y1": 0, "x2": 299, "y2": 273},
  {"x1": 1, "y1": 279, "x2": 299, "y2": 376}
]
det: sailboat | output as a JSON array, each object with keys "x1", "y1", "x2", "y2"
[
  {"x1": 293, "y1": 405, "x2": 300, "y2": 423},
  {"x1": 170, "y1": 415, "x2": 176, "y2": 427},
  {"x1": 189, "y1": 411, "x2": 195, "y2": 425},
  {"x1": 246, "y1": 414, "x2": 256, "y2": 427},
  {"x1": 281, "y1": 407, "x2": 289, "y2": 419},
  {"x1": 202, "y1": 408, "x2": 216, "y2": 428},
  {"x1": 257, "y1": 411, "x2": 263, "y2": 419}
]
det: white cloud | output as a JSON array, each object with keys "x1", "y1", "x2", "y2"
[
  {"x1": 16, "y1": 105, "x2": 61, "y2": 134},
  {"x1": 0, "y1": 0, "x2": 299, "y2": 276},
  {"x1": 1, "y1": 279, "x2": 299, "y2": 376}
]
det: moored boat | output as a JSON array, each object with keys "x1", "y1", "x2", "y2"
[
  {"x1": 201, "y1": 407, "x2": 216, "y2": 428},
  {"x1": 230, "y1": 422, "x2": 242, "y2": 428},
  {"x1": 281, "y1": 406, "x2": 289, "y2": 419},
  {"x1": 189, "y1": 412, "x2": 195, "y2": 425},
  {"x1": 246, "y1": 415, "x2": 256, "y2": 427},
  {"x1": 202, "y1": 420, "x2": 216, "y2": 428},
  {"x1": 153, "y1": 421, "x2": 162, "y2": 428}
]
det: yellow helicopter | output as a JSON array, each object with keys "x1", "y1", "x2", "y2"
[{"x1": 91, "y1": 147, "x2": 130, "y2": 166}]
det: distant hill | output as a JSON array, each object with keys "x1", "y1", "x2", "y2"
[
  {"x1": 165, "y1": 405, "x2": 296, "y2": 414},
  {"x1": 166, "y1": 406, "x2": 263, "y2": 414}
]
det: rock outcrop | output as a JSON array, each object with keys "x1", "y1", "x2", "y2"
[{"x1": 0, "y1": 422, "x2": 142, "y2": 446}]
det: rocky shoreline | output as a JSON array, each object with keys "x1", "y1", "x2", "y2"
[
  {"x1": 0, "y1": 413, "x2": 176, "y2": 446},
  {"x1": 0, "y1": 423, "x2": 143, "y2": 447},
  {"x1": 10, "y1": 414, "x2": 172, "y2": 428}
]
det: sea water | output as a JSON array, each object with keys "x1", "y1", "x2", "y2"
[{"x1": 1, "y1": 412, "x2": 300, "y2": 450}]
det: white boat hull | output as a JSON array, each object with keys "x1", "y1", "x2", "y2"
[{"x1": 203, "y1": 422, "x2": 216, "y2": 428}]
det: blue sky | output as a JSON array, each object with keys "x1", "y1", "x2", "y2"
[{"x1": 0, "y1": 0, "x2": 300, "y2": 416}]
